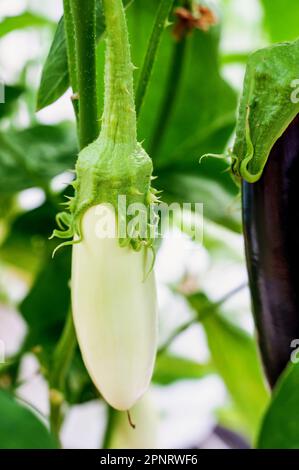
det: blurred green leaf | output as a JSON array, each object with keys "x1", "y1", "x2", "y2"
[
  {"x1": 157, "y1": 172, "x2": 241, "y2": 233},
  {"x1": 0, "y1": 85, "x2": 23, "y2": 119},
  {"x1": 153, "y1": 353, "x2": 214, "y2": 385},
  {"x1": 65, "y1": 351, "x2": 99, "y2": 404},
  {"x1": 188, "y1": 292, "x2": 269, "y2": 440},
  {"x1": 130, "y1": 6, "x2": 237, "y2": 169},
  {"x1": 20, "y1": 250, "x2": 71, "y2": 351},
  {"x1": 36, "y1": 17, "x2": 69, "y2": 112},
  {"x1": 0, "y1": 202, "x2": 57, "y2": 272},
  {"x1": 0, "y1": 390, "x2": 57, "y2": 449},
  {"x1": 258, "y1": 362, "x2": 299, "y2": 449},
  {"x1": 261, "y1": 0, "x2": 299, "y2": 42},
  {"x1": 0, "y1": 123, "x2": 77, "y2": 196},
  {"x1": 0, "y1": 12, "x2": 53, "y2": 39}
]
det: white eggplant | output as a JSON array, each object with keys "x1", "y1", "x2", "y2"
[
  {"x1": 52, "y1": 0, "x2": 160, "y2": 411},
  {"x1": 72, "y1": 204, "x2": 157, "y2": 410}
]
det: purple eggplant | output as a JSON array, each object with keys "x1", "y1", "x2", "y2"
[{"x1": 242, "y1": 115, "x2": 299, "y2": 387}]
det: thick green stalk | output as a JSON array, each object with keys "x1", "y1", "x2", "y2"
[
  {"x1": 101, "y1": 0, "x2": 136, "y2": 145},
  {"x1": 71, "y1": 0, "x2": 99, "y2": 148},
  {"x1": 135, "y1": 0, "x2": 175, "y2": 116}
]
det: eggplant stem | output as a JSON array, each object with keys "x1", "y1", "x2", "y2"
[{"x1": 127, "y1": 410, "x2": 136, "y2": 429}]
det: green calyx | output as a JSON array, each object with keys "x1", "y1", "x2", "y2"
[
  {"x1": 51, "y1": 0, "x2": 159, "y2": 256},
  {"x1": 232, "y1": 38, "x2": 299, "y2": 183},
  {"x1": 51, "y1": 137, "x2": 159, "y2": 255}
]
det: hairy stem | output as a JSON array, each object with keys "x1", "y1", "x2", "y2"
[
  {"x1": 135, "y1": 0, "x2": 175, "y2": 116},
  {"x1": 71, "y1": 0, "x2": 99, "y2": 148},
  {"x1": 101, "y1": 0, "x2": 136, "y2": 145}
]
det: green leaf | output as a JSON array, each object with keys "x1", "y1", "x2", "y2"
[
  {"x1": 0, "y1": 391, "x2": 57, "y2": 449},
  {"x1": 20, "y1": 249, "x2": 71, "y2": 351},
  {"x1": 65, "y1": 351, "x2": 99, "y2": 405},
  {"x1": 258, "y1": 362, "x2": 299, "y2": 449},
  {"x1": 261, "y1": 0, "x2": 299, "y2": 42},
  {"x1": 129, "y1": 6, "x2": 237, "y2": 169},
  {"x1": 0, "y1": 202, "x2": 57, "y2": 272},
  {"x1": 0, "y1": 123, "x2": 77, "y2": 196},
  {"x1": 153, "y1": 353, "x2": 214, "y2": 385},
  {"x1": 36, "y1": 17, "x2": 70, "y2": 111},
  {"x1": 0, "y1": 85, "x2": 23, "y2": 119},
  {"x1": 0, "y1": 12, "x2": 53, "y2": 39},
  {"x1": 188, "y1": 293, "x2": 269, "y2": 440}
]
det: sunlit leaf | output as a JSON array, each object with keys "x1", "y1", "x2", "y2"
[{"x1": 0, "y1": 12, "x2": 53, "y2": 39}]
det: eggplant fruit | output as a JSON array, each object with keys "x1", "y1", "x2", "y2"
[{"x1": 242, "y1": 115, "x2": 299, "y2": 387}]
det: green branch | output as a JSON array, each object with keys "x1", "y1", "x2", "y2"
[
  {"x1": 49, "y1": 311, "x2": 76, "y2": 445},
  {"x1": 135, "y1": 0, "x2": 175, "y2": 116}
]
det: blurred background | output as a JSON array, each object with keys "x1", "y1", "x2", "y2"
[{"x1": 0, "y1": 0, "x2": 296, "y2": 449}]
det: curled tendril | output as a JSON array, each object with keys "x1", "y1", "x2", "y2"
[
  {"x1": 50, "y1": 210, "x2": 83, "y2": 258},
  {"x1": 200, "y1": 149, "x2": 239, "y2": 177}
]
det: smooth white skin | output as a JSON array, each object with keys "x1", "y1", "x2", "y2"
[{"x1": 71, "y1": 204, "x2": 157, "y2": 410}]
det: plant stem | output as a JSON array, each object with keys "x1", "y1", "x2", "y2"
[
  {"x1": 49, "y1": 311, "x2": 76, "y2": 445},
  {"x1": 150, "y1": 37, "x2": 187, "y2": 157},
  {"x1": 135, "y1": 0, "x2": 175, "y2": 116},
  {"x1": 71, "y1": 0, "x2": 99, "y2": 148},
  {"x1": 101, "y1": 0, "x2": 136, "y2": 146},
  {"x1": 63, "y1": 0, "x2": 79, "y2": 119},
  {"x1": 102, "y1": 405, "x2": 117, "y2": 449}
]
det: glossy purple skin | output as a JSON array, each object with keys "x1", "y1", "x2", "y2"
[{"x1": 242, "y1": 116, "x2": 299, "y2": 387}]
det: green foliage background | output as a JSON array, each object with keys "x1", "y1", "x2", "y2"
[{"x1": 0, "y1": 0, "x2": 298, "y2": 449}]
